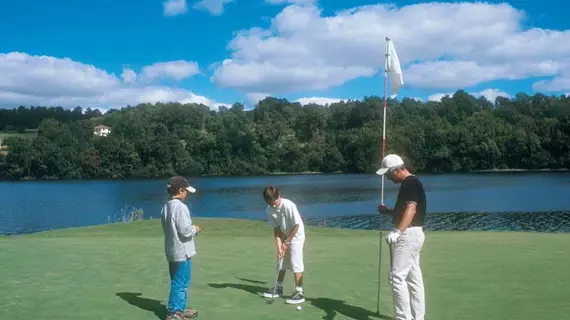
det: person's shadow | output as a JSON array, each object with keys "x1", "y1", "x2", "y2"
[
  {"x1": 116, "y1": 292, "x2": 166, "y2": 319},
  {"x1": 208, "y1": 278, "x2": 391, "y2": 320},
  {"x1": 309, "y1": 297, "x2": 391, "y2": 320}
]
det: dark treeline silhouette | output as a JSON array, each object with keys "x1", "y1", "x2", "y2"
[
  {"x1": 0, "y1": 90, "x2": 569, "y2": 180},
  {"x1": 0, "y1": 106, "x2": 108, "y2": 131}
]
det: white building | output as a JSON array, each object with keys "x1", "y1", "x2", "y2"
[{"x1": 93, "y1": 125, "x2": 111, "y2": 137}]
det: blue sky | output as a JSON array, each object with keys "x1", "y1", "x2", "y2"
[{"x1": 0, "y1": 0, "x2": 569, "y2": 111}]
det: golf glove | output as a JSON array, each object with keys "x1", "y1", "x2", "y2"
[{"x1": 385, "y1": 229, "x2": 402, "y2": 245}]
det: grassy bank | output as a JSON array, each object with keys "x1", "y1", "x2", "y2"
[
  {"x1": 1, "y1": 219, "x2": 569, "y2": 320},
  {"x1": 0, "y1": 129, "x2": 38, "y2": 157},
  {"x1": 0, "y1": 129, "x2": 38, "y2": 140}
]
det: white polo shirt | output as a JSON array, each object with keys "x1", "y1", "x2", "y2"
[{"x1": 266, "y1": 198, "x2": 305, "y2": 243}]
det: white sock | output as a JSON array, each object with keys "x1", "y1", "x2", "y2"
[{"x1": 295, "y1": 286, "x2": 303, "y2": 293}]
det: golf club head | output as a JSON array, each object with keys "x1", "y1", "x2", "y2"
[{"x1": 263, "y1": 257, "x2": 284, "y2": 305}]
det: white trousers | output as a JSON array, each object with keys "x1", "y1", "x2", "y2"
[
  {"x1": 389, "y1": 227, "x2": 425, "y2": 320},
  {"x1": 283, "y1": 240, "x2": 305, "y2": 273}
]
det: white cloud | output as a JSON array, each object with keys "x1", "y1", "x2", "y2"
[
  {"x1": 138, "y1": 60, "x2": 200, "y2": 82},
  {"x1": 0, "y1": 52, "x2": 119, "y2": 97},
  {"x1": 214, "y1": 59, "x2": 374, "y2": 93},
  {"x1": 295, "y1": 97, "x2": 345, "y2": 105},
  {"x1": 193, "y1": 0, "x2": 233, "y2": 16},
  {"x1": 477, "y1": 89, "x2": 511, "y2": 103},
  {"x1": 427, "y1": 93, "x2": 447, "y2": 102},
  {"x1": 406, "y1": 60, "x2": 565, "y2": 89},
  {"x1": 212, "y1": 2, "x2": 570, "y2": 96},
  {"x1": 246, "y1": 92, "x2": 270, "y2": 105},
  {"x1": 121, "y1": 68, "x2": 137, "y2": 84},
  {"x1": 0, "y1": 52, "x2": 228, "y2": 111},
  {"x1": 163, "y1": 0, "x2": 188, "y2": 16},
  {"x1": 0, "y1": 87, "x2": 227, "y2": 110},
  {"x1": 428, "y1": 88, "x2": 511, "y2": 103},
  {"x1": 119, "y1": 61, "x2": 200, "y2": 84},
  {"x1": 246, "y1": 93, "x2": 347, "y2": 106},
  {"x1": 266, "y1": 0, "x2": 316, "y2": 5},
  {"x1": 532, "y1": 65, "x2": 570, "y2": 91}
]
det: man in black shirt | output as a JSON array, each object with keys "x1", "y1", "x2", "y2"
[{"x1": 376, "y1": 154, "x2": 426, "y2": 320}]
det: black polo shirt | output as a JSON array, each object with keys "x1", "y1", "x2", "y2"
[{"x1": 392, "y1": 175, "x2": 426, "y2": 228}]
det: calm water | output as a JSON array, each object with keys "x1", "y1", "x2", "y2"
[{"x1": 1, "y1": 172, "x2": 570, "y2": 235}]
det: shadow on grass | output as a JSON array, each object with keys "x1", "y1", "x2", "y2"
[
  {"x1": 116, "y1": 292, "x2": 166, "y2": 319},
  {"x1": 207, "y1": 279, "x2": 391, "y2": 320},
  {"x1": 310, "y1": 297, "x2": 391, "y2": 320},
  {"x1": 208, "y1": 282, "x2": 266, "y2": 296},
  {"x1": 236, "y1": 277, "x2": 267, "y2": 284}
]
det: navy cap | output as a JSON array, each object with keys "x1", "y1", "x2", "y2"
[{"x1": 166, "y1": 176, "x2": 196, "y2": 193}]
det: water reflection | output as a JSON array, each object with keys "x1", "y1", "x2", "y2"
[
  {"x1": 304, "y1": 211, "x2": 570, "y2": 233},
  {"x1": 2, "y1": 173, "x2": 570, "y2": 235}
]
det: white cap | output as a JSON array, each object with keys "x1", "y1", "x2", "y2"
[{"x1": 375, "y1": 154, "x2": 405, "y2": 175}]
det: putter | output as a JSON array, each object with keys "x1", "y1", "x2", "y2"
[{"x1": 266, "y1": 257, "x2": 283, "y2": 304}]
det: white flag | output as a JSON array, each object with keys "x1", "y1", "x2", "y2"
[{"x1": 386, "y1": 39, "x2": 404, "y2": 99}]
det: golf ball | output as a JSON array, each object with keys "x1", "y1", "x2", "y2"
[{"x1": 296, "y1": 305, "x2": 302, "y2": 311}]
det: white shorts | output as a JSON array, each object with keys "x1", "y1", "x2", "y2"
[{"x1": 283, "y1": 240, "x2": 304, "y2": 273}]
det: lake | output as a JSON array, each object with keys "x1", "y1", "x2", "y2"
[{"x1": 1, "y1": 172, "x2": 570, "y2": 235}]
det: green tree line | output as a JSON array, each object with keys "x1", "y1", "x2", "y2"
[
  {"x1": 0, "y1": 106, "x2": 105, "y2": 132},
  {"x1": 1, "y1": 90, "x2": 569, "y2": 180}
]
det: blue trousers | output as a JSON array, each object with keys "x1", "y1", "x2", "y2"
[{"x1": 167, "y1": 258, "x2": 191, "y2": 314}]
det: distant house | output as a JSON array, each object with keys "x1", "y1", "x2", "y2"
[{"x1": 93, "y1": 125, "x2": 111, "y2": 137}]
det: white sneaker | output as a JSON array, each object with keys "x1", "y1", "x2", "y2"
[
  {"x1": 285, "y1": 291, "x2": 305, "y2": 304},
  {"x1": 262, "y1": 286, "x2": 283, "y2": 298}
]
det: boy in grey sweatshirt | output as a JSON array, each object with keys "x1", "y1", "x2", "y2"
[{"x1": 160, "y1": 176, "x2": 201, "y2": 320}]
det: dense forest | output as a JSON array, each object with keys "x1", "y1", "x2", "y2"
[
  {"x1": 0, "y1": 106, "x2": 105, "y2": 132},
  {"x1": 0, "y1": 90, "x2": 569, "y2": 181}
]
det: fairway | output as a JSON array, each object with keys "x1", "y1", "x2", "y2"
[{"x1": 1, "y1": 219, "x2": 569, "y2": 320}]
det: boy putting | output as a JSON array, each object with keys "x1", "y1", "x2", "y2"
[
  {"x1": 262, "y1": 186, "x2": 306, "y2": 304},
  {"x1": 160, "y1": 176, "x2": 201, "y2": 320}
]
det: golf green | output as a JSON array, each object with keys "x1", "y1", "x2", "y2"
[{"x1": 1, "y1": 218, "x2": 569, "y2": 320}]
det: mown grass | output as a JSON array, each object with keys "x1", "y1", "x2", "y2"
[
  {"x1": 0, "y1": 129, "x2": 38, "y2": 140},
  {"x1": 1, "y1": 218, "x2": 569, "y2": 320},
  {"x1": 0, "y1": 129, "x2": 38, "y2": 156}
]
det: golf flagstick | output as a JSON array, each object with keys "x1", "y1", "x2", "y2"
[
  {"x1": 376, "y1": 230, "x2": 383, "y2": 314},
  {"x1": 376, "y1": 36, "x2": 403, "y2": 315}
]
